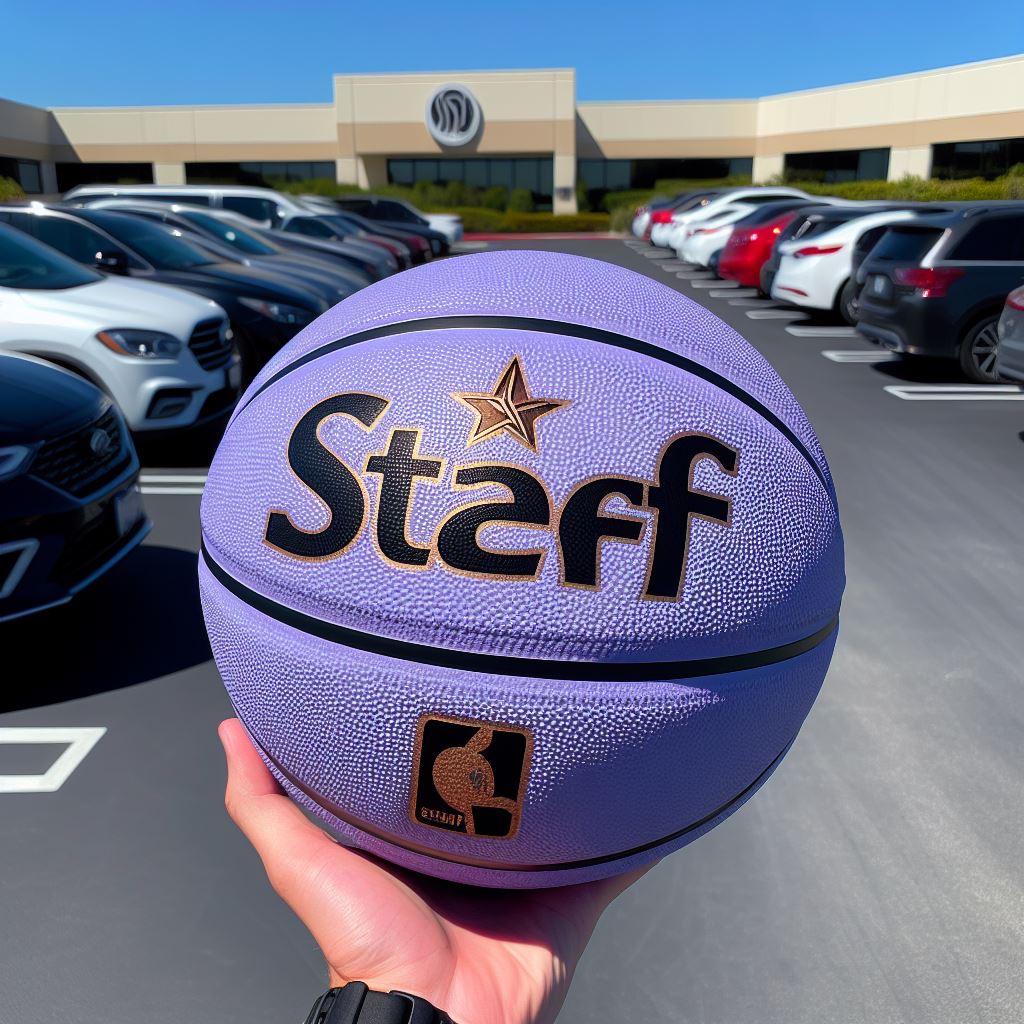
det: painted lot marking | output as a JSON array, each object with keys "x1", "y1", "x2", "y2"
[
  {"x1": 642, "y1": 250, "x2": 675, "y2": 260},
  {"x1": 690, "y1": 278, "x2": 731, "y2": 289},
  {"x1": 139, "y1": 473, "x2": 207, "y2": 496},
  {"x1": 822, "y1": 350, "x2": 897, "y2": 363},
  {"x1": 729, "y1": 297, "x2": 781, "y2": 307},
  {"x1": 0, "y1": 727, "x2": 106, "y2": 793},
  {"x1": 884, "y1": 384, "x2": 1024, "y2": 401},
  {"x1": 746, "y1": 308, "x2": 807, "y2": 320},
  {"x1": 786, "y1": 325, "x2": 859, "y2": 338},
  {"x1": 710, "y1": 287, "x2": 757, "y2": 298},
  {"x1": 658, "y1": 262, "x2": 692, "y2": 272},
  {"x1": 677, "y1": 271, "x2": 713, "y2": 280}
]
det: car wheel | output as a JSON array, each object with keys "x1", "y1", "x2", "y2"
[
  {"x1": 837, "y1": 279, "x2": 860, "y2": 325},
  {"x1": 958, "y1": 316, "x2": 1003, "y2": 383}
]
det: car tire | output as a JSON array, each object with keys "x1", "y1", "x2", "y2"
[
  {"x1": 837, "y1": 279, "x2": 860, "y2": 325},
  {"x1": 958, "y1": 316, "x2": 1003, "y2": 383}
]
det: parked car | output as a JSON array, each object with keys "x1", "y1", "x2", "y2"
[
  {"x1": 648, "y1": 190, "x2": 737, "y2": 248},
  {"x1": 760, "y1": 204, "x2": 840, "y2": 298},
  {"x1": 634, "y1": 188, "x2": 733, "y2": 241},
  {"x1": 663, "y1": 188, "x2": 812, "y2": 253},
  {"x1": 277, "y1": 211, "x2": 412, "y2": 269},
  {"x1": 772, "y1": 205, "x2": 939, "y2": 323},
  {"x1": 995, "y1": 285, "x2": 1024, "y2": 383},
  {"x1": 676, "y1": 203, "x2": 754, "y2": 266},
  {"x1": 63, "y1": 182, "x2": 312, "y2": 229},
  {"x1": 300, "y1": 198, "x2": 435, "y2": 264},
  {"x1": 0, "y1": 204, "x2": 327, "y2": 381},
  {"x1": 0, "y1": 351, "x2": 149, "y2": 623},
  {"x1": 330, "y1": 194, "x2": 459, "y2": 249},
  {"x1": 717, "y1": 201, "x2": 817, "y2": 289},
  {"x1": 856, "y1": 205, "x2": 1024, "y2": 382},
  {"x1": 0, "y1": 222, "x2": 238, "y2": 430},
  {"x1": 79, "y1": 199, "x2": 367, "y2": 304}
]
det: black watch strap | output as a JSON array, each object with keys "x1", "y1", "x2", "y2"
[{"x1": 303, "y1": 982, "x2": 457, "y2": 1024}]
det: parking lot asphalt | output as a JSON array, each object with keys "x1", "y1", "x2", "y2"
[{"x1": 2, "y1": 239, "x2": 1022, "y2": 1024}]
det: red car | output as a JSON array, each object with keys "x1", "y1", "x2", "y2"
[{"x1": 718, "y1": 201, "x2": 814, "y2": 289}]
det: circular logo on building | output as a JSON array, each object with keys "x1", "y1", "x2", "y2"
[{"x1": 425, "y1": 84, "x2": 482, "y2": 148}]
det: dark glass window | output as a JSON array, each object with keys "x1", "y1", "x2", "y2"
[
  {"x1": 139, "y1": 193, "x2": 211, "y2": 206},
  {"x1": 56, "y1": 162, "x2": 153, "y2": 192},
  {"x1": 575, "y1": 157, "x2": 753, "y2": 208},
  {"x1": 784, "y1": 149, "x2": 890, "y2": 183},
  {"x1": 186, "y1": 161, "x2": 335, "y2": 187},
  {"x1": 870, "y1": 228, "x2": 944, "y2": 262},
  {"x1": 178, "y1": 210, "x2": 274, "y2": 254},
  {"x1": 932, "y1": 138, "x2": 1024, "y2": 180},
  {"x1": 0, "y1": 224, "x2": 102, "y2": 290},
  {"x1": 0, "y1": 156, "x2": 44, "y2": 194},
  {"x1": 948, "y1": 216, "x2": 1024, "y2": 261},
  {"x1": 283, "y1": 217, "x2": 336, "y2": 238},
  {"x1": 83, "y1": 211, "x2": 213, "y2": 270},
  {"x1": 385, "y1": 157, "x2": 556, "y2": 210},
  {"x1": 5, "y1": 212, "x2": 117, "y2": 266},
  {"x1": 221, "y1": 196, "x2": 280, "y2": 224}
]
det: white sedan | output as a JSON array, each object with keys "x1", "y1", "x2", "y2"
[
  {"x1": 0, "y1": 224, "x2": 238, "y2": 432},
  {"x1": 663, "y1": 187, "x2": 813, "y2": 253},
  {"x1": 676, "y1": 204, "x2": 754, "y2": 266},
  {"x1": 772, "y1": 207, "x2": 922, "y2": 322}
]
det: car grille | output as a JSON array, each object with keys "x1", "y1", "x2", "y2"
[
  {"x1": 50, "y1": 504, "x2": 138, "y2": 587},
  {"x1": 31, "y1": 407, "x2": 132, "y2": 498},
  {"x1": 189, "y1": 317, "x2": 233, "y2": 370}
]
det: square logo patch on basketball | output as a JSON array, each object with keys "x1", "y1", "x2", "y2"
[{"x1": 410, "y1": 714, "x2": 533, "y2": 839}]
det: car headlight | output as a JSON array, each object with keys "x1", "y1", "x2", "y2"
[
  {"x1": 238, "y1": 297, "x2": 316, "y2": 325},
  {"x1": 97, "y1": 329, "x2": 182, "y2": 358},
  {"x1": 0, "y1": 445, "x2": 33, "y2": 481}
]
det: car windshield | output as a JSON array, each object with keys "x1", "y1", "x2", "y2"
[
  {"x1": 178, "y1": 210, "x2": 276, "y2": 255},
  {"x1": 0, "y1": 226, "x2": 102, "y2": 290},
  {"x1": 870, "y1": 227, "x2": 944, "y2": 262},
  {"x1": 320, "y1": 215, "x2": 358, "y2": 236},
  {"x1": 83, "y1": 211, "x2": 216, "y2": 270}
]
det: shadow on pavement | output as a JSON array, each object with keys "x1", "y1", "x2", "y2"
[
  {"x1": 869, "y1": 354, "x2": 966, "y2": 384},
  {"x1": 135, "y1": 414, "x2": 229, "y2": 470},
  {"x1": 0, "y1": 544, "x2": 210, "y2": 713}
]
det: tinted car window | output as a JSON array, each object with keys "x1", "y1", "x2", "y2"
[
  {"x1": 377, "y1": 200, "x2": 424, "y2": 224},
  {"x1": 5, "y1": 213, "x2": 118, "y2": 266},
  {"x1": 0, "y1": 226, "x2": 103, "y2": 290},
  {"x1": 870, "y1": 228, "x2": 944, "y2": 262},
  {"x1": 179, "y1": 210, "x2": 275, "y2": 255},
  {"x1": 284, "y1": 217, "x2": 337, "y2": 238},
  {"x1": 83, "y1": 212, "x2": 215, "y2": 270},
  {"x1": 948, "y1": 216, "x2": 1024, "y2": 261},
  {"x1": 336, "y1": 199, "x2": 373, "y2": 216},
  {"x1": 222, "y1": 196, "x2": 279, "y2": 224},
  {"x1": 143, "y1": 193, "x2": 211, "y2": 206}
]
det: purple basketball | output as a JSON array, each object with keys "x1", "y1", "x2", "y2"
[{"x1": 199, "y1": 251, "x2": 844, "y2": 888}]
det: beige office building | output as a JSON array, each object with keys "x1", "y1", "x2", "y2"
[{"x1": 2, "y1": 54, "x2": 1023, "y2": 213}]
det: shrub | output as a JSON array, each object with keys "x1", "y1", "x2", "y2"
[
  {"x1": 507, "y1": 188, "x2": 535, "y2": 213},
  {"x1": 479, "y1": 186, "x2": 508, "y2": 210},
  {"x1": 608, "y1": 205, "x2": 635, "y2": 233},
  {"x1": 498, "y1": 212, "x2": 610, "y2": 233},
  {"x1": 0, "y1": 176, "x2": 26, "y2": 202},
  {"x1": 446, "y1": 206, "x2": 505, "y2": 233}
]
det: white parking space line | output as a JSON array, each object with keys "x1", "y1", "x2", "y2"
[
  {"x1": 689, "y1": 279, "x2": 730, "y2": 289},
  {"x1": 786, "y1": 325, "x2": 859, "y2": 338},
  {"x1": 450, "y1": 241, "x2": 488, "y2": 252},
  {"x1": 139, "y1": 474, "x2": 208, "y2": 483},
  {"x1": 642, "y1": 251, "x2": 675, "y2": 259},
  {"x1": 141, "y1": 486, "x2": 205, "y2": 495},
  {"x1": 884, "y1": 384, "x2": 1024, "y2": 401},
  {"x1": 0, "y1": 727, "x2": 106, "y2": 793},
  {"x1": 729, "y1": 297, "x2": 781, "y2": 307},
  {"x1": 710, "y1": 287, "x2": 758, "y2": 298},
  {"x1": 677, "y1": 271, "x2": 713, "y2": 280},
  {"x1": 658, "y1": 262, "x2": 692, "y2": 272},
  {"x1": 822, "y1": 350, "x2": 897, "y2": 363},
  {"x1": 746, "y1": 308, "x2": 808, "y2": 320}
]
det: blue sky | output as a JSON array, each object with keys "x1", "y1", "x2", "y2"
[{"x1": 3, "y1": 0, "x2": 1021, "y2": 107}]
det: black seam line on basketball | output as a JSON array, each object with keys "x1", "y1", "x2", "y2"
[
  {"x1": 201, "y1": 543, "x2": 838, "y2": 683},
  {"x1": 241, "y1": 714, "x2": 792, "y2": 873},
  {"x1": 235, "y1": 314, "x2": 832, "y2": 496}
]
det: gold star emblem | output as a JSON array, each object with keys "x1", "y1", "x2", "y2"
[{"x1": 452, "y1": 356, "x2": 570, "y2": 452}]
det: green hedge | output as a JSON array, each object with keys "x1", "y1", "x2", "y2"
[
  {"x1": 601, "y1": 176, "x2": 753, "y2": 212},
  {"x1": 783, "y1": 174, "x2": 1024, "y2": 201},
  {"x1": 0, "y1": 176, "x2": 25, "y2": 202},
  {"x1": 497, "y1": 212, "x2": 609, "y2": 233}
]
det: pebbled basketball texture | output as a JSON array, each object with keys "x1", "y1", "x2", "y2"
[{"x1": 199, "y1": 250, "x2": 844, "y2": 887}]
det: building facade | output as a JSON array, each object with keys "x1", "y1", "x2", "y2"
[{"x1": 2, "y1": 55, "x2": 1024, "y2": 213}]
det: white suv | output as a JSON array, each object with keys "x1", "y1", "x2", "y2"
[
  {"x1": 0, "y1": 224, "x2": 239, "y2": 432},
  {"x1": 64, "y1": 183, "x2": 310, "y2": 229}
]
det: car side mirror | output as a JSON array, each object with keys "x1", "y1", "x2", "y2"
[{"x1": 95, "y1": 249, "x2": 128, "y2": 274}]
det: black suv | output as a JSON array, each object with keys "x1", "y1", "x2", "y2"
[
  {"x1": 0, "y1": 352, "x2": 149, "y2": 623},
  {"x1": 331, "y1": 196, "x2": 450, "y2": 256},
  {"x1": 857, "y1": 205, "x2": 1024, "y2": 382}
]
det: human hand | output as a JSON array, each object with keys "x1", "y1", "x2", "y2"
[{"x1": 219, "y1": 718, "x2": 647, "y2": 1024}]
